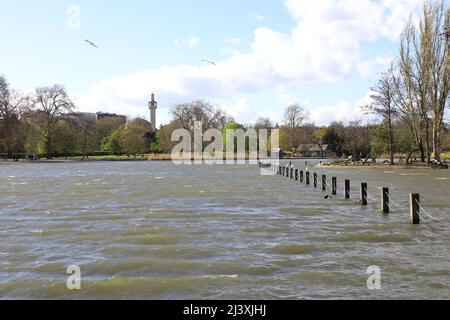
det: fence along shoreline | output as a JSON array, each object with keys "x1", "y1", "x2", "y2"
[{"x1": 275, "y1": 162, "x2": 422, "y2": 225}]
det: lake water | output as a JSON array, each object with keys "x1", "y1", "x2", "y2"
[{"x1": 0, "y1": 161, "x2": 449, "y2": 299}]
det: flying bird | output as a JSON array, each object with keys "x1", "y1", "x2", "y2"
[
  {"x1": 440, "y1": 26, "x2": 450, "y2": 38},
  {"x1": 85, "y1": 39, "x2": 98, "y2": 48},
  {"x1": 202, "y1": 59, "x2": 217, "y2": 66}
]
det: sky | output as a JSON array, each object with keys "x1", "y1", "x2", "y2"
[{"x1": 0, "y1": 0, "x2": 428, "y2": 127}]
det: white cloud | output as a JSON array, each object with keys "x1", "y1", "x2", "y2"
[
  {"x1": 375, "y1": 55, "x2": 394, "y2": 67},
  {"x1": 278, "y1": 92, "x2": 297, "y2": 106},
  {"x1": 220, "y1": 48, "x2": 240, "y2": 56},
  {"x1": 308, "y1": 92, "x2": 378, "y2": 126},
  {"x1": 77, "y1": 0, "x2": 426, "y2": 124},
  {"x1": 252, "y1": 13, "x2": 266, "y2": 22},
  {"x1": 225, "y1": 97, "x2": 252, "y2": 123},
  {"x1": 186, "y1": 37, "x2": 199, "y2": 47},
  {"x1": 225, "y1": 37, "x2": 241, "y2": 46},
  {"x1": 173, "y1": 37, "x2": 199, "y2": 48}
]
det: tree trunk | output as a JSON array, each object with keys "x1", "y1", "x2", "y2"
[
  {"x1": 388, "y1": 116, "x2": 394, "y2": 165},
  {"x1": 419, "y1": 143, "x2": 425, "y2": 163},
  {"x1": 46, "y1": 134, "x2": 52, "y2": 159},
  {"x1": 425, "y1": 121, "x2": 431, "y2": 164},
  {"x1": 432, "y1": 121, "x2": 441, "y2": 161}
]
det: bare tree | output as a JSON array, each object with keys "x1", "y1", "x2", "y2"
[
  {"x1": 0, "y1": 76, "x2": 30, "y2": 158},
  {"x1": 69, "y1": 114, "x2": 96, "y2": 159},
  {"x1": 171, "y1": 100, "x2": 232, "y2": 132},
  {"x1": 283, "y1": 104, "x2": 308, "y2": 150},
  {"x1": 397, "y1": 13, "x2": 431, "y2": 162},
  {"x1": 33, "y1": 85, "x2": 74, "y2": 159},
  {"x1": 253, "y1": 117, "x2": 274, "y2": 131},
  {"x1": 364, "y1": 65, "x2": 398, "y2": 164},
  {"x1": 427, "y1": 1, "x2": 450, "y2": 161},
  {"x1": 395, "y1": 2, "x2": 450, "y2": 163},
  {"x1": 344, "y1": 120, "x2": 371, "y2": 161}
]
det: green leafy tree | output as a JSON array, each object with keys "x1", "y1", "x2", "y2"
[
  {"x1": 223, "y1": 122, "x2": 246, "y2": 153},
  {"x1": 101, "y1": 127, "x2": 123, "y2": 153},
  {"x1": 53, "y1": 120, "x2": 79, "y2": 158}
]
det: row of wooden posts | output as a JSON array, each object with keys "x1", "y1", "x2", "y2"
[{"x1": 275, "y1": 163, "x2": 421, "y2": 225}]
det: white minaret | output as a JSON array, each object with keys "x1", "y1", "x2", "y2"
[{"x1": 148, "y1": 93, "x2": 157, "y2": 132}]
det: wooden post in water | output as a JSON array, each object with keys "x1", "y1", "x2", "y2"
[
  {"x1": 322, "y1": 175, "x2": 327, "y2": 192},
  {"x1": 306, "y1": 172, "x2": 310, "y2": 185},
  {"x1": 409, "y1": 193, "x2": 420, "y2": 225},
  {"x1": 332, "y1": 177, "x2": 337, "y2": 195},
  {"x1": 381, "y1": 188, "x2": 389, "y2": 214},
  {"x1": 345, "y1": 180, "x2": 350, "y2": 199},
  {"x1": 313, "y1": 173, "x2": 318, "y2": 188},
  {"x1": 295, "y1": 169, "x2": 299, "y2": 181},
  {"x1": 360, "y1": 183, "x2": 368, "y2": 206},
  {"x1": 290, "y1": 167, "x2": 294, "y2": 179},
  {"x1": 300, "y1": 171, "x2": 304, "y2": 183}
]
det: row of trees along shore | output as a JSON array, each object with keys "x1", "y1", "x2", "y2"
[
  {"x1": 365, "y1": 1, "x2": 450, "y2": 164},
  {"x1": 0, "y1": 2, "x2": 449, "y2": 162}
]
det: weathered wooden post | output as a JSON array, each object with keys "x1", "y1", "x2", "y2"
[
  {"x1": 410, "y1": 193, "x2": 420, "y2": 225},
  {"x1": 322, "y1": 175, "x2": 327, "y2": 192},
  {"x1": 381, "y1": 188, "x2": 389, "y2": 214},
  {"x1": 300, "y1": 171, "x2": 304, "y2": 183},
  {"x1": 295, "y1": 169, "x2": 299, "y2": 181},
  {"x1": 345, "y1": 180, "x2": 350, "y2": 199},
  {"x1": 332, "y1": 177, "x2": 337, "y2": 196},
  {"x1": 360, "y1": 183, "x2": 368, "y2": 206},
  {"x1": 306, "y1": 171, "x2": 310, "y2": 185},
  {"x1": 313, "y1": 173, "x2": 318, "y2": 188},
  {"x1": 290, "y1": 167, "x2": 294, "y2": 179}
]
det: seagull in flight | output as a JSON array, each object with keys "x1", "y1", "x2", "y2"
[
  {"x1": 440, "y1": 26, "x2": 450, "y2": 38},
  {"x1": 85, "y1": 39, "x2": 98, "y2": 48},
  {"x1": 202, "y1": 59, "x2": 217, "y2": 66}
]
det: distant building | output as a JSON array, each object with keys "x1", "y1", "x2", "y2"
[
  {"x1": 96, "y1": 112, "x2": 127, "y2": 124},
  {"x1": 297, "y1": 144, "x2": 335, "y2": 158},
  {"x1": 66, "y1": 112, "x2": 97, "y2": 122}
]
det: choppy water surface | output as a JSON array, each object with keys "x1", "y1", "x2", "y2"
[{"x1": 0, "y1": 161, "x2": 449, "y2": 299}]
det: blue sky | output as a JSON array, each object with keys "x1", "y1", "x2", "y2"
[{"x1": 0, "y1": 0, "x2": 425, "y2": 126}]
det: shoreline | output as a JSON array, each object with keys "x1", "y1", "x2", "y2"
[{"x1": 320, "y1": 162, "x2": 449, "y2": 170}]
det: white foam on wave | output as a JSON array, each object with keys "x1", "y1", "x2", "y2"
[{"x1": 201, "y1": 274, "x2": 238, "y2": 279}]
